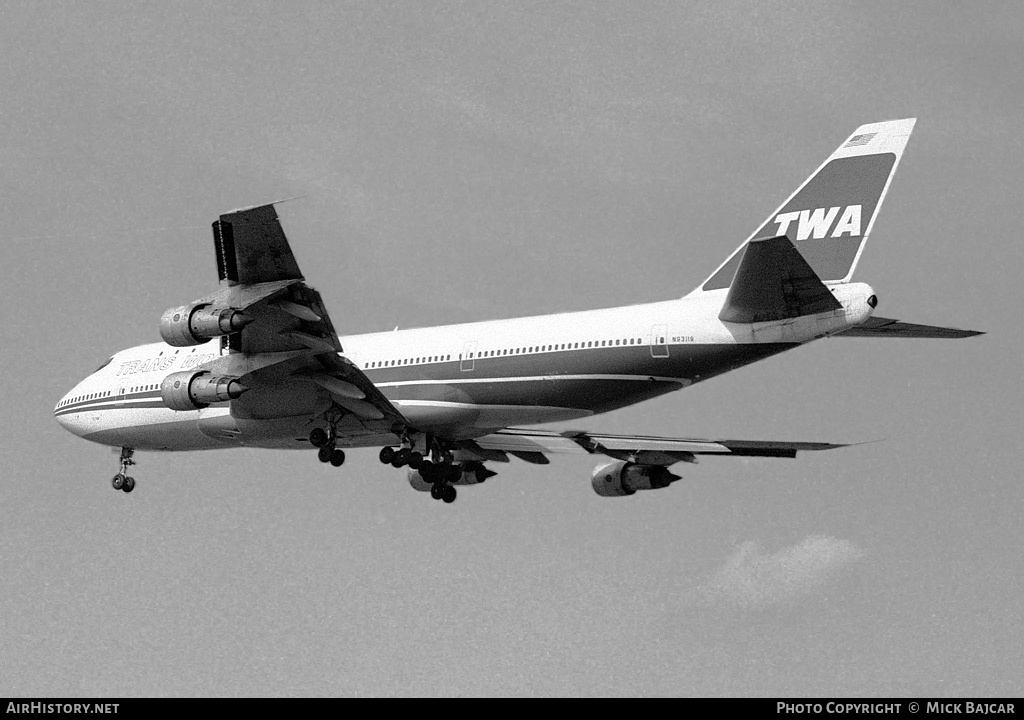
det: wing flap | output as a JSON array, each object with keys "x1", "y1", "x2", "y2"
[
  {"x1": 474, "y1": 428, "x2": 847, "y2": 466},
  {"x1": 193, "y1": 201, "x2": 408, "y2": 433},
  {"x1": 215, "y1": 203, "x2": 303, "y2": 285}
]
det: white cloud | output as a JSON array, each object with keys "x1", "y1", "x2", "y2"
[{"x1": 702, "y1": 535, "x2": 864, "y2": 610}]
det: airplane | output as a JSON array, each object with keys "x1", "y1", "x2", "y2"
[{"x1": 54, "y1": 118, "x2": 981, "y2": 503}]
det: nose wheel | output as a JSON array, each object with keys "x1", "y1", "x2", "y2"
[{"x1": 111, "y1": 447, "x2": 136, "y2": 493}]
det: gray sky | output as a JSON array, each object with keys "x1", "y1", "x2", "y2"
[{"x1": 2, "y1": 1, "x2": 1021, "y2": 697}]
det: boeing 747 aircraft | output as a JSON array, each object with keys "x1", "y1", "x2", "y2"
[{"x1": 55, "y1": 118, "x2": 980, "y2": 502}]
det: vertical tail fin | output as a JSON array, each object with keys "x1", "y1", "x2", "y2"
[{"x1": 694, "y1": 118, "x2": 916, "y2": 294}]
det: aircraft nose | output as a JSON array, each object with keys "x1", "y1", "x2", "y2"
[{"x1": 54, "y1": 386, "x2": 88, "y2": 437}]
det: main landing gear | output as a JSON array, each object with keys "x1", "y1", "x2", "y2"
[
  {"x1": 422, "y1": 462, "x2": 459, "y2": 504},
  {"x1": 111, "y1": 447, "x2": 136, "y2": 493},
  {"x1": 309, "y1": 427, "x2": 346, "y2": 467},
  {"x1": 381, "y1": 442, "x2": 460, "y2": 503}
]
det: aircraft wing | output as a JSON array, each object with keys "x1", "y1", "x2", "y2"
[
  {"x1": 471, "y1": 427, "x2": 847, "y2": 466},
  {"x1": 194, "y1": 202, "x2": 406, "y2": 432},
  {"x1": 835, "y1": 316, "x2": 983, "y2": 339}
]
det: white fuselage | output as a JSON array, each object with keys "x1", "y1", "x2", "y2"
[{"x1": 55, "y1": 284, "x2": 874, "y2": 451}]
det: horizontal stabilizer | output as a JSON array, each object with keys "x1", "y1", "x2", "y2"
[
  {"x1": 719, "y1": 235, "x2": 842, "y2": 323},
  {"x1": 836, "y1": 316, "x2": 983, "y2": 339}
]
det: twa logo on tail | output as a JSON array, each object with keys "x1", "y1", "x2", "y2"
[{"x1": 774, "y1": 205, "x2": 862, "y2": 241}]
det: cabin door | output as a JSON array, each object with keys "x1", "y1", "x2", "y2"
[
  {"x1": 651, "y1": 325, "x2": 669, "y2": 358},
  {"x1": 461, "y1": 341, "x2": 478, "y2": 371}
]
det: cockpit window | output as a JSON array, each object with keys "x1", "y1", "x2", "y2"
[{"x1": 94, "y1": 357, "x2": 113, "y2": 373}]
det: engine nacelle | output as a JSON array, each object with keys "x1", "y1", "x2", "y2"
[
  {"x1": 452, "y1": 461, "x2": 497, "y2": 486},
  {"x1": 159, "y1": 303, "x2": 251, "y2": 347},
  {"x1": 590, "y1": 461, "x2": 681, "y2": 498},
  {"x1": 407, "y1": 462, "x2": 497, "y2": 491},
  {"x1": 161, "y1": 371, "x2": 247, "y2": 411},
  {"x1": 407, "y1": 469, "x2": 432, "y2": 492}
]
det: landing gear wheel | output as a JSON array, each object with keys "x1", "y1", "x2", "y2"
[
  {"x1": 309, "y1": 428, "x2": 329, "y2": 448},
  {"x1": 330, "y1": 449, "x2": 346, "y2": 467},
  {"x1": 318, "y1": 446, "x2": 334, "y2": 463},
  {"x1": 445, "y1": 463, "x2": 462, "y2": 484},
  {"x1": 379, "y1": 447, "x2": 395, "y2": 464},
  {"x1": 408, "y1": 451, "x2": 423, "y2": 470},
  {"x1": 111, "y1": 447, "x2": 136, "y2": 493},
  {"x1": 418, "y1": 463, "x2": 437, "y2": 482},
  {"x1": 442, "y1": 485, "x2": 457, "y2": 503},
  {"x1": 430, "y1": 484, "x2": 445, "y2": 500}
]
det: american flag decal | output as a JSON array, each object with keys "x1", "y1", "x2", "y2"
[{"x1": 843, "y1": 132, "x2": 877, "y2": 148}]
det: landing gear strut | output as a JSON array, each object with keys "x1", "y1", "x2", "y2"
[
  {"x1": 424, "y1": 465, "x2": 458, "y2": 503},
  {"x1": 111, "y1": 447, "x2": 136, "y2": 493},
  {"x1": 381, "y1": 433, "x2": 460, "y2": 503},
  {"x1": 378, "y1": 433, "x2": 423, "y2": 470},
  {"x1": 418, "y1": 440, "x2": 461, "y2": 503},
  {"x1": 309, "y1": 415, "x2": 345, "y2": 469}
]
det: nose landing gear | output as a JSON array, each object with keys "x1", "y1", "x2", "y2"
[{"x1": 111, "y1": 447, "x2": 136, "y2": 494}]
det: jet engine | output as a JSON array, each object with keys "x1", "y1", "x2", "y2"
[
  {"x1": 407, "y1": 469, "x2": 432, "y2": 492},
  {"x1": 161, "y1": 371, "x2": 247, "y2": 411},
  {"x1": 590, "y1": 460, "x2": 681, "y2": 497},
  {"x1": 159, "y1": 303, "x2": 251, "y2": 347},
  {"x1": 407, "y1": 462, "x2": 497, "y2": 491},
  {"x1": 453, "y1": 461, "x2": 497, "y2": 486}
]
